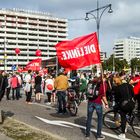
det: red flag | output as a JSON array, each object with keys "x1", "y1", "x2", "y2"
[
  {"x1": 17, "y1": 66, "x2": 23, "y2": 73},
  {"x1": 23, "y1": 58, "x2": 42, "y2": 71},
  {"x1": 55, "y1": 32, "x2": 101, "y2": 70}
]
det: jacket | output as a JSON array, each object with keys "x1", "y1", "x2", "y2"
[
  {"x1": 54, "y1": 74, "x2": 69, "y2": 90},
  {"x1": 10, "y1": 75, "x2": 18, "y2": 88}
]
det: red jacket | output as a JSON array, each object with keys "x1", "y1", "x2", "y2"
[{"x1": 10, "y1": 76, "x2": 18, "y2": 88}]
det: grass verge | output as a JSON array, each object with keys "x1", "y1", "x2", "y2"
[{"x1": 0, "y1": 118, "x2": 63, "y2": 140}]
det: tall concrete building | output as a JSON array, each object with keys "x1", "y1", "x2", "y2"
[
  {"x1": 100, "y1": 51, "x2": 107, "y2": 62},
  {"x1": 114, "y1": 37, "x2": 140, "y2": 63},
  {"x1": 0, "y1": 8, "x2": 68, "y2": 71}
]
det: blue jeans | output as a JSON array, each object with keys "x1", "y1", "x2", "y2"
[
  {"x1": 57, "y1": 91, "x2": 66, "y2": 113},
  {"x1": 86, "y1": 102, "x2": 103, "y2": 137}
]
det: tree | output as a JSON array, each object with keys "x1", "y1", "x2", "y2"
[
  {"x1": 102, "y1": 55, "x2": 129, "y2": 72},
  {"x1": 130, "y1": 58, "x2": 140, "y2": 73}
]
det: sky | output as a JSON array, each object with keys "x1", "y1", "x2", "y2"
[{"x1": 1, "y1": 0, "x2": 140, "y2": 56}]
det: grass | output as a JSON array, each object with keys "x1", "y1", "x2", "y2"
[{"x1": 0, "y1": 118, "x2": 63, "y2": 140}]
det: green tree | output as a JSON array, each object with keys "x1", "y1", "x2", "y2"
[
  {"x1": 102, "y1": 55, "x2": 129, "y2": 72},
  {"x1": 130, "y1": 58, "x2": 140, "y2": 73}
]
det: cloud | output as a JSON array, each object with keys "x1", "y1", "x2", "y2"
[{"x1": 0, "y1": 0, "x2": 140, "y2": 55}]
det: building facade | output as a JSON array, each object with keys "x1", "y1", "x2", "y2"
[
  {"x1": 114, "y1": 37, "x2": 140, "y2": 63},
  {"x1": 0, "y1": 8, "x2": 68, "y2": 71},
  {"x1": 100, "y1": 51, "x2": 107, "y2": 62}
]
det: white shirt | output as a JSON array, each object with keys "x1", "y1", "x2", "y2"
[
  {"x1": 24, "y1": 74, "x2": 31, "y2": 83},
  {"x1": 45, "y1": 78, "x2": 54, "y2": 92}
]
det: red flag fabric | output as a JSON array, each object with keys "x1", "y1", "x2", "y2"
[
  {"x1": 133, "y1": 81, "x2": 140, "y2": 95},
  {"x1": 55, "y1": 32, "x2": 101, "y2": 70},
  {"x1": 23, "y1": 58, "x2": 42, "y2": 71},
  {"x1": 17, "y1": 66, "x2": 23, "y2": 73}
]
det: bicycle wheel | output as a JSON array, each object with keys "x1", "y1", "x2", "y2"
[
  {"x1": 132, "y1": 114, "x2": 140, "y2": 137},
  {"x1": 103, "y1": 110, "x2": 121, "y2": 129},
  {"x1": 68, "y1": 101, "x2": 78, "y2": 116}
]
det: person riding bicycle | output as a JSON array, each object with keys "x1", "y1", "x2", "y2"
[
  {"x1": 113, "y1": 77, "x2": 135, "y2": 139},
  {"x1": 70, "y1": 70, "x2": 80, "y2": 98}
]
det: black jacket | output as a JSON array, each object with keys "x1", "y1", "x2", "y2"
[{"x1": 114, "y1": 83, "x2": 134, "y2": 104}]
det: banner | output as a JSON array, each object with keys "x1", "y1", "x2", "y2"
[
  {"x1": 55, "y1": 32, "x2": 101, "y2": 70},
  {"x1": 23, "y1": 58, "x2": 42, "y2": 71}
]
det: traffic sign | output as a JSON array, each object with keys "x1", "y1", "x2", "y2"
[{"x1": 11, "y1": 65, "x2": 16, "y2": 70}]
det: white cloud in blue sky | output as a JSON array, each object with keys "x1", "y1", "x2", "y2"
[{"x1": 0, "y1": 0, "x2": 140, "y2": 55}]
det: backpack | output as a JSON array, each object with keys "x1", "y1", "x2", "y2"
[
  {"x1": 72, "y1": 76, "x2": 80, "y2": 87},
  {"x1": 87, "y1": 82, "x2": 100, "y2": 100}
]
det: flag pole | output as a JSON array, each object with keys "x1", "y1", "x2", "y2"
[{"x1": 56, "y1": 56, "x2": 58, "y2": 77}]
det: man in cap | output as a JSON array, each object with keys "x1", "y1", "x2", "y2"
[{"x1": 54, "y1": 69, "x2": 69, "y2": 114}]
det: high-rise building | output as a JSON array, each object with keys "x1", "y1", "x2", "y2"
[
  {"x1": 114, "y1": 37, "x2": 140, "y2": 63},
  {"x1": 0, "y1": 8, "x2": 68, "y2": 71},
  {"x1": 100, "y1": 51, "x2": 107, "y2": 62}
]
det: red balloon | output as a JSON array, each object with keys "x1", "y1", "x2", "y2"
[
  {"x1": 47, "y1": 84, "x2": 53, "y2": 90},
  {"x1": 15, "y1": 48, "x2": 20, "y2": 54},
  {"x1": 36, "y1": 49, "x2": 42, "y2": 56}
]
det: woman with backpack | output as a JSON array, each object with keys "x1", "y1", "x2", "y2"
[{"x1": 85, "y1": 75, "x2": 108, "y2": 140}]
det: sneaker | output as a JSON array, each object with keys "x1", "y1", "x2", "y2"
[
  {"x1": 97, "y1": 135, "x2": 105, "y2": 140},
  {"x1": 57, "y1": 110, "x2": 63, "y2": 114},
  {"x1": 85, "y1": 136, "x2": 90, "y2": 140},
  {"x1": 125, "y1": 123, "x2": 128, "y2": 133},
  {"x1": 85, "y1": 134, "x2": 90, "y2": 140},
  {"x1": 118, "y1": 133, "x2": 126, "y2": 139},
  {"x1": 46, "y1": 102, "x2": 51, "y2": 105}
]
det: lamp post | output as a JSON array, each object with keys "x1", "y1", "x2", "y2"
[
  {"x1": 4, "y1": 39, "x2": 8, "y2": 72},
  {"x1": 113, "y1": 47, "x2": 115, "y2": 71},
  {"x1": 15, "y1": 48, "x2": 20, "y2": 70},
  {"x1": 85, "y1": 0, "x2": 113, "y2": 43}
]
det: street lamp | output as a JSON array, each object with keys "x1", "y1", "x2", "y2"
[
  {"x1": 4, "y1": 39, "x2": 8, "y2": 72},
  {"x1": 85, "y1": 0, "x2": 113, "y2": 42},
  {"x1": 113, "y1": 47, "x2": 115, "y2": 71}
]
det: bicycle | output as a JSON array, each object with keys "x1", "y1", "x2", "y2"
[
  {"x1": 103, "y1": 108, "x2": 140, "y2": 138},
  {"x1": 66, "y1": 87, "x2": 78, "y2": 116}
]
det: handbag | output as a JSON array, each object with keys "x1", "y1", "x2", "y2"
[
  {"x1": 120, "y1": 84, "x2": 135, "y2": 112},
  {"x1": 24, "y1": 83, "x2": 31, "y2": 92}
]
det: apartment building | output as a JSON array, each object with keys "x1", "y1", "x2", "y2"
[
  {"x1": 0, "y1": 8, "x2": 68, "y2": 71},
  {"x1": 114, "y1": 37, "x2": 140, "y2": 63}
]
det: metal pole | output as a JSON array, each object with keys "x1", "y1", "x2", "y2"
[
  {"x1": 12, "y1": 55, "x2": 14, "y2": 73},
  {"x1": 113, "y1": 48, "x2": 115, "y2": 71},
  {"x1": 16, "y1": 54, "x2": 18, "y2": 70},
  {"x1": 4, "y1": 38, "x2": 7, "y2": 72},
  {"x1": 97, "y1": 0, "x2": 100, "y2": 43},
  {"x1": 27, "y1": 30, "x2": 29, "y2": 62},
  {"x1": 56, "y1": 56, "x2": 58, "y2": 77}
]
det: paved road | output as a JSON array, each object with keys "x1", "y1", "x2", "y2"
[{"x1": 0, "y1": 91, "x2": 139, "y2": 140}]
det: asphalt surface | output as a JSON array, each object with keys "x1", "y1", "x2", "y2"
[{"x1": 0, "y1": 89, "x2": 140, "y2": 140}]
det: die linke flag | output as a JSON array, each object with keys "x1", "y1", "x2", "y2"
[
  {"x1": 23, "y1": 58, "x2": 42, "y2": 71},
  {"x1": 55, "y1": 32, "x2": 101, "y2": 70}
]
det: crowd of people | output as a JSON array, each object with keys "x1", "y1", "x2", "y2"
[{"x1": 0, "y1": 69, "x2": 140, "y2": 140}]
